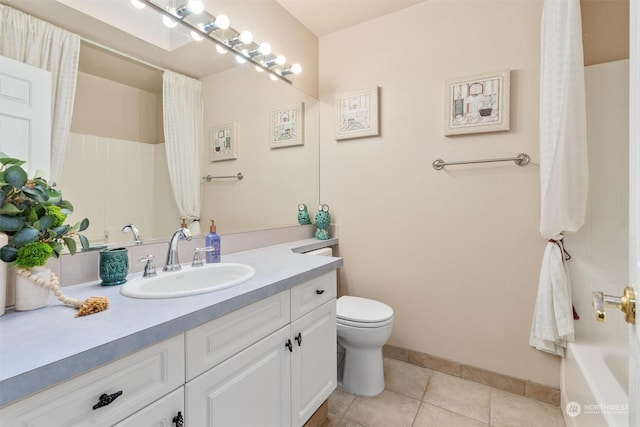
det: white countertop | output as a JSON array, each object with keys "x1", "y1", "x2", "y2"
[{"x1": 0, "y1": 238, "x2": 342, "y2": 407}]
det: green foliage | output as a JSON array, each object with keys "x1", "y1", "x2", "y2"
[
  {"x1": 15, "y1": 242, "x2": 53, "y2": 268},
  {"x1": 0, "y1": 153, "x2": 90, "y2": 268}
]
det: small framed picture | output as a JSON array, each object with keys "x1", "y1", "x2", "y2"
[
  {"x1": 444, "y1": 69, "x2": 510, "y2": 136},
  {"x1": 335, "y1": 86, "x2": 380, "y2": 140},
  {"x1": 209, "y1": 123, "x2": 237, "y2": 161},
  {"x1": 271, "y1": 103, "x2": 304, "y2": 148}
]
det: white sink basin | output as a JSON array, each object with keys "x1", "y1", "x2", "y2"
[{"x1": 120, "y1": 263, "x2": 256, "y2": 299}]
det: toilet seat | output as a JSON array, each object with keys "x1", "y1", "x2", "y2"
[
  {"x1": 337, "y1": 296, "x2": 394, "y2": 328},
  {"x1": 337, "y1": 316, "x2": 393, "y2": 328}
]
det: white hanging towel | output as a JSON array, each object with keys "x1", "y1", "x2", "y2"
[
  {"x1": 530, "y1": 0, "x2": 588, "y2": 356},
  {"x1": 530, "y1": 241, "x2": 575, "y2": 356}
]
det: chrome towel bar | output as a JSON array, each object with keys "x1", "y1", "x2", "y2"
[
  {"x1": 202, "y1": 173, "x2": 244, "y2": 182},
  {"x1": 432, "y1": 153, "x2": 530, "y2": 170}
]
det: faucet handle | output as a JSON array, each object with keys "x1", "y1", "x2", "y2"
[
  {"x1": 139, "y1": 255, "x2": 157, "y2": 277},
  {"x1": 192, "y1": 247, "x2": 215, "y2": 267}
]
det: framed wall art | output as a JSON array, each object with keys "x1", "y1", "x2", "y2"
[
  {"x1": 209, "y1": 123, "x2": 237, "y2": 161},
  {"x1": 444, "y1": 69, "x2": 510, "y2": 136},
  {"x1": 270, "y1": 102, "x2": 304, "y2": 148},
  {"x1": 335, "y1": 86, "x2": 380, "y2": 140}
]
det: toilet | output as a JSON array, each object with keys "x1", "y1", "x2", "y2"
[
  {"x1": 336, "y1": 296, "x2": 394, "y2": 396},
  {"x1": 304, "y1": 247, "x2": 394, "y2": 397}
]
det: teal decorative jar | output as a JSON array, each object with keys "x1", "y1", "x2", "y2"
[{"x1": 99, "y1": 247, "x2": 129, "y2": 286}]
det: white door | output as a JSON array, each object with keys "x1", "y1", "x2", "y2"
[
  {"x1": 628, "y1": 1, "x2": 639, "y2": 425},
  {"x1": 0, "y1": 55, "x2": 51, "y2": 176}
]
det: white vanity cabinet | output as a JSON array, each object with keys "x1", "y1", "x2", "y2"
[
  {"x1": 186, "y1": 271, "x2": 337, "y2": 427},
  {"x1": 1, "y1": 270, "x2": 337, "y2": 427},
  {"x1": 0, "y1": 334, "x2": 185, "y2": 427}
]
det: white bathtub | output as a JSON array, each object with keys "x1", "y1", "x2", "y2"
[{"x1": 562, "y1": 339, "x2": 629, "y2": 427}]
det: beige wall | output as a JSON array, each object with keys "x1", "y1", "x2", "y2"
[
  {"x1": 581, "y1": 0, "x2": 629, "y2": 65},
  {"x1": 319, "y1": 0, "x2": 561, "y2": 386},
  {"x1": 71, "y1": 71, "x2": 162, "y2": 144},
  {"x1": 200, "y1": 67, "x2": 320, "y2": 234}
]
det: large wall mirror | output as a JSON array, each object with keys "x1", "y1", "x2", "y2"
[{"x1": 3, "y1": 0, "x2": 319, "y2": 247}]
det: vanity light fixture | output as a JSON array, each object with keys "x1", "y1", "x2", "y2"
[
  {"x1": 264, "y1": 54, "x2": 286, "y2": 68},
  {"x1": 225, "y1": 30, "x2": 253, "y2": 48},
  {"x1": 175, "y1": 0, "x2": 204, "y2": 18},
  {"x1": 139, "y1": 0, "x2": 301, "y2": 83},
  {"x1": 280, "y1": 63, "x2": 302, "y2": 76},
  {"x1": 200, "y1": 14, "x2": 230, "y2": 33},
  {"x1": 247, "y1": 42, "x2": 272, "y2": 58}
]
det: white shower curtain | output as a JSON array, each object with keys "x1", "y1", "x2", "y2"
[
  {"x1": 163, "y1": 70, "x2": 203, "y2": 235},
  {"x1": 530, "y1": 0, "x2": 588, "y2": 356},
  {"x1": 0, "y1": 4, "x2": 79, "y2": 183}
]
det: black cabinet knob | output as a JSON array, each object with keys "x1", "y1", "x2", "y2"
[
  {"x1": 173, "y1": 411, "x2": 184, "y2": 426},
  {"x1": 316, "y1": 289, "x2": 325, "y2": 295},
  {"x1": 285, "y1": 339, "x2": 293, "y2": 352},
  {"x1": 295, "y1": 332, "x2": 302, "y2": 346}
]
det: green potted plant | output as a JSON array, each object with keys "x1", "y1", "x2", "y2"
[{"x1": 0, "y1": 152, "x2": 90, "y2": 311}]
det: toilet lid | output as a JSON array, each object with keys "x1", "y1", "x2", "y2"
[{"x1": 336, "y1": 296, "x2": 393, "y2": 324}]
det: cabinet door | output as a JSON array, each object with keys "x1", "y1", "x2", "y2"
[
  {"x1": 291, "y1": 299, "x2": 337, "y2": 427},
  {"x1": 186, "y1": 291, "x2": 290, "y2": 380},
  {"x1": 114, "y1": 387, "x2": 184, "y2": 427},
  {"x1": 186, "y1": 327, "x2": 291, "y2": 427}
]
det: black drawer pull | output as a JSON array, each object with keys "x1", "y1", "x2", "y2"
[
  {"x1": 316, "y1": 289, "x2": 325, "y2": 295},
  {"x1": 285, "y1": 339, "x2": 293, "y2": 352},
  {"x1": 92, "y1": 391, "x2": 123, "y2": 410},
  {"x1": 173, "y1": 411, "x2": 184, "y2": 426}
]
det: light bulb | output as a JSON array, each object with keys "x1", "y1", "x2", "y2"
[
  {"x1": 215, "y1": 45, "x2": 228, "y2": 54},
  {"x1": 236, "y1": 51, "x2": 247, "y2": 64},
  {"x1": 239, "y1": 31, "x2": 253, "y2": 45},
  {"x1": 131, "y1": 0, "x2": 146, "y2": 9},
  {"x1": 275, "y1": 55, "x2": 286, "y2": 66},
  {"x1": 162, "y1": 15, "x2": 177, "y2": 28},
  {"x1": 258, "y1": 42, "x2": 272, "y2": 56},
  {"x1": 187, "y1": 0, "x2": 204, "y2": 14},
  {"x1": 216, "y1": 14, "x2": 230, "y2": 30},
  {"x1": 190, "y1": 31, "x2": 204, "y2": 41},
  {"x1": 290, "y1": 63, "x2": 302, "y2": 75}
]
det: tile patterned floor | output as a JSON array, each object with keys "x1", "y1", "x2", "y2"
[{"x1": 326, "y1": 358, "x2": 566, "y2": 427}]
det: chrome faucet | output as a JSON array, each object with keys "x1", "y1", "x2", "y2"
[
  {"x1": 121, "y1": 223, "x2": 143, "y2": 245},
  {"x1": 163, "y1": 228, "x2": 192, "y2": 272}
]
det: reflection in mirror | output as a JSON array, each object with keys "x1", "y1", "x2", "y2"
[{"x1": 25, "y1": 2, "x2": 322, "y2": 247}]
